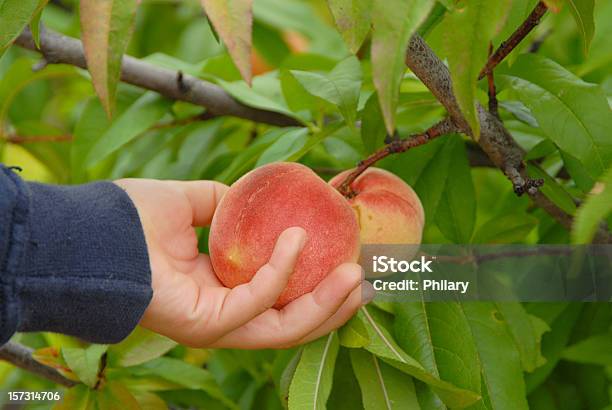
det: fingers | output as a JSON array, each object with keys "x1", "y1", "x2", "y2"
[
  {"x1": 202, "y1": 227, "x2": 307, "y2": 341},
  {"x1": 174, "y1": 180, "x2": 229, "y2": 227},
  {"x1": 209, "y1": 262, "x2": 364, "y2": 349},
  {"x1": 294, "y1": 280, "x2": 375, "y2": 345}
]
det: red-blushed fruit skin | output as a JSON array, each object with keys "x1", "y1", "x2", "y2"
[
  {"x1": 329, "y1": 168, "x2": 425, "y2": 245},
  {"x1": 209, "y1": 162, "x2": 361, "y2": 308}
]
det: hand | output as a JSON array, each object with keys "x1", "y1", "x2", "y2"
[{"x1": 114, "y1": 178, "x2": 374, "y2": 349}]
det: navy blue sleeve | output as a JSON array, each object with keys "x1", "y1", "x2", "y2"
[{"x1": 0, "y1": 165, "x2": 152, "y2": 345}]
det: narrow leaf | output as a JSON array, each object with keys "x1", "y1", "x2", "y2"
[
  {"x1": 85, "y1": 92, "x2": 172, "y2": 168},
  {"x1": 494, "y1": 302, "x2": 549, "y2": 372},
  {"x1": 562, "y1": 333, "x2": 612, "y2": 366},
  {"x1": 350, "y1": 349, "x2": 420, "y2": 410},
  {"x1": 359, "y1": 307, "x2": 480, "y2": 408},
  {"x1": 291, "y1": 56, "x2": 362, "y2": 129},
  {"x1": 444, "y1": 0, "x2": 511, "y2": 138},
  {"x1": 572, "y1": 166, "x2": 612, "y2": 243},
  {"x1": 434, "y1": 136, "x2": 476, "y2": 243},
  {"x1": 107, "y1": 326, "x2": 176, "y2": 368},
  {"x1": 0, "y1": 0, "x2": 40, "y2": 58},
  {"x1": 202, "y1": 0, "x2": 253, "y2": 84},
  {"x1": 461, "y1": 302, "x2": 529, "y2": 410},
  {"x1": 328, "y1": 0, "x2": 373, "y2": 53},
  {"x1": 256, "y1": 128, "x2": 309, "y2": 167},
  {"x1": 567, "y1": 0, "x2": 595, "y2": 54},
  {"x1": 360, "y1": 91, "x2": 387, "y2": 154},
  {"x1": 54, "y1": 384, "x2": 91, "y2": 410},
  {"x1": 371, "y1": 0, "x2": 435, "y2": 134},
  {"x1": 96, "y1": 381, "x2": 140, "y2": 410},
  {"x1": 501, "y1": 54, "x2": 612, "y2": 181},
  {"x1": 288, "y1": 333, "x2": 339, "y2": 410},
  {"x1": 80, "y1": 0, "x2": 138, "y2": 116},
  {"x1": 62, "y1": 344, "x2": 108, "y2": 388}
]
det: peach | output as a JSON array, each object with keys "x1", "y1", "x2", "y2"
[
  {"x1": 209, "y1": 162, "x2": 361, "y2": 308},
  {"x1": 329, "y1": 168, "x2": 424, "y2": 245}
]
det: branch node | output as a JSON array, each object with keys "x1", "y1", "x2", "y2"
[
  {"x1": 176, "y1": 71, "x2": 190, "y2": 93},
  {"x1": 32, "y1": 58, "x2": 49, "y2": 72}
]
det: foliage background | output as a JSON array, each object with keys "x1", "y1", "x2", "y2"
[{"x1": 0, "y1": 0, "x2": 611, "y2": 409}]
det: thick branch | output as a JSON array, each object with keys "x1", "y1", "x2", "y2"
[
  {"x1": 405, "y1": 35, "x2": 612, "y2": 244},
  {"x1": 0, "y1": 342, "x2": 77, "y2": 387},
  {"x1": 337, "y1": 118, "x2": 457, "y2": 197},
  {"x1": 14, "y1": 28, "x2": 299, "y2": 127},
  {"x1": 478, "y1": 1, "x2": 548, "y2": 79}
]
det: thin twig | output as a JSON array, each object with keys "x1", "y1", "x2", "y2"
[
  {"x1": 14, "y1": 27, "x2": 299, "y2": 127},
  {"x1": 478, "y1": 1, "x2": 548, "y2": 80},
  {"x1": 486, "y1": 43, "x2": 500, "y2": 119},
  {"x1": 336, "y1": 118, "x2": 457, "y2": 197},
  {"x1": 4, "y1": 134, "x2": 73, "y2": 143},
  {"x1": 0, "y1": 342, "x2": 77, "y2": 387}
]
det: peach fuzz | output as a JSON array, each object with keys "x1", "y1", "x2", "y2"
[
  {"x1": 209, "y1": 162, "x2": 361, "y2": 308},
  {"x1": 329, "y1": 168, "x2": 425, "y2": 245}
]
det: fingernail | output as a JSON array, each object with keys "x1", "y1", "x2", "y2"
[{"x1": 361, "y1": 280, "x2": 376, "y2": 304}]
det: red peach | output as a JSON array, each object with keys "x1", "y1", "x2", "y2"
[
  {"x1": 329, "y1": 168, "x2": 425, "y2": 245},
  {"x1": 209, "y1": 162, "x2": 361, "y2": 308}
]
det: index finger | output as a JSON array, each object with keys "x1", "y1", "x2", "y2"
[{"x1": 174, "y1": 180, "x2": 229, "y2": 227}]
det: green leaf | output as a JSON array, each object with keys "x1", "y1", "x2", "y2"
[
  {"x1": 359, "y1": 307, "x2": 480, "y2": 408},
  {"x1": 461, "y1": 302, "x2": 529, "y2": 410},
  {"x1": 562, "y1": 333, "x2": 612, "y2": 366},
  {"x1": 494, "y1": 303, "x2": 549, "y2": 372},
  {"x1": 360, "y1": 91, "x2": 387, "y2": 154},
  {"x1": 30, "y1": 0, "x2": 48, "y2": 49},
  {"x1": 501, "y1": 54, "x2": 612, "y2": 181},
  {"x1": 201, "y1": 0, "x2": 253, "y2": 84},
  {"x1": 62, "y1": 344, "x2": 108, "y2": 388},
  {"x1": 256, "y1": 128, "x2": 309, "y2": 167},
  {"x1": 131, "y1": 391, "x2": 168, "y2": 410},
  {"x1": 80, "y1": 0, "x2": 138, "y2": 116},
  {"x1": 444, "y1": 0, "x2": 511, "y2": 138},
  {"x1": 85, "y1": 92, "x2": 172, "y2": 168},
  {"x1": 473, "y1": 213, "x2": 538, "y2": 244},
  {"x1": 572, "y1": 166, "x2": 612, "y2": 244},
  {"x1": 96, "y1": 381, "x2": 140, "y2": 410},
  {"x1": 53, "y1": 384, "x2": 91, "y2": 410},
  {"x1": 525, "y1": 304, "x2": 582, "y2": 393},
  {"x1": 328, "y1": 0, "x2": 373, "y2": 53},
  {"x1": 434, "y1": 136, "x2": 476, "y2": 243},
  {"x1": 129, "y1": 357, "x2": 233, "y2": 407},
  {"x1": 218, "y1": 76, "x2": 302, "y2": 121},
  {"x1": 371, "y1": 0, "x2": 435, "y2": 134},
  {"x1": 288, "y1": 333, "x2": 339, "y2": 410},
  {"x1": 217, "y1": 127, "x2": 292, "y2": 184},
  {"x1": 350, "y1": 348, "x2": 420, "y2": 410},
  {"x1": 339, "y1": 315, "x2": 370, "y2": 348},
  {"x1": 568, "y1": 0, "x2": 595, "y2": 53},
  {"x1": 291, "y1": 56, "x2": 362, "y2": 129},
  {"x1": 394, "y1": 302, "x2": 482, "y2": 400},
  {"x1": 107, "y1": 327, "x2": 176, "y2": 368},
  {"x1": 327, "y1": 348, "x2": 364, "y2": 410},
  {"x1": 0, "y1": 0, "x2": 40, "y2": 58},
  {"x1": 526, "y1": 164, "x2": 577, "y2": 216}
]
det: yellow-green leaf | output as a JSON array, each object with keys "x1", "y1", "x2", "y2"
[
  {"x1": 371, "y1": 0, "x2": 435, "y2": 134},
  {"x1": 567, "y1": 0, "x2": 595, "y2": 54},
  {"x1": 80, "y1": 0, "x2": 138, "y2": 117},
  {"x1": 572, "y1": 166, "x2": 612, "y2": 244},
  {"x1": 328, "y1": 0, "x2": 373, "y2": 54},
  {"x1": 444, "y1": 0, "x2": 511, "y2": 138},
  {"x1": 202, "y1": 0, "x2": 253, "y2": 85},
  {"x1": 0, "y1": 0, "x2": 40, "y2": 58}
]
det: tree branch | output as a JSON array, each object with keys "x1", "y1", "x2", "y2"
[
  {"x1": 14, "y1": 27, "x2": 299, "y2": 127},
  {"x1": 405, "y1": 35, "x2": 612, "y2": 244},
  {"x1": 478, "y1": 1, "x2": 548, "y2": 80},
  {"x1": 337, "y1": 118, "x2": 457, "y2": 197},
  {"x1": 0, "y1": 342, "x2": 77, "y2": 387}
]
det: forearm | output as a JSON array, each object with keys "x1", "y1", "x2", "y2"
[{"x1": 0, "y1": 166, "x2": 152, "y2": 344}]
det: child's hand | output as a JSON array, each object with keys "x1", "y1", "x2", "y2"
[{"x1": 115, "y1": 179, "x2": 373, "y2": 348}]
